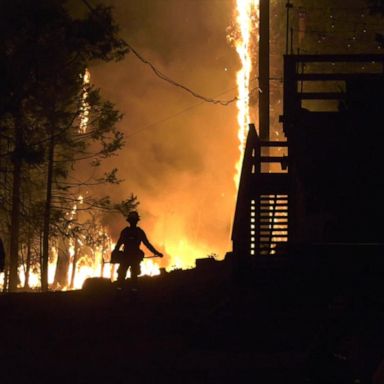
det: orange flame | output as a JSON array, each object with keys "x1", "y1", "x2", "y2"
[
  {"x1": 233, "y1": 0, "x2": 259, "y2": 184},
  {"x1": 10, "y1": 194, "x2": 161, "y2": 290},
  {"x1": 79, "y1": 68, "x2": 90, "y2": 133},
  {"x1": 13, "y1": 238, "x2": 161, "y2": 291},
  {"x1": 0, "y1": 4, "x2": 262, "y2": 291}
]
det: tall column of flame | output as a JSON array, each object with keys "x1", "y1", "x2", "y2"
[
  {"x1": 79, "y1": 68, "x2": 91, "y2": 133},
  {"x1": 234, "y1": 0, "x2": 259, "y2": 185}
]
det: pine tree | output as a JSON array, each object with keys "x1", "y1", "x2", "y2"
[{"x1": 0, "y1": 0, "x2": 128, "y2": 291}]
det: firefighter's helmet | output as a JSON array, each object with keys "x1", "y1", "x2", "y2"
[{"x1": 127, "y1": 211, "x2": 140, "y2": 222}]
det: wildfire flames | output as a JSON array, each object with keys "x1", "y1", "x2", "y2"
[
  {"x1": 79, "y1": 68, "x2": 91, "y2": 133},
  {"x1": 15, "y1": 247, "x2": 161, "y2": 291},
  {"x1": 232, "y1": 0, "x2": 260, "y2": 184},
  {"x1": 1, "y1": 2, "x2": 262, "y2": 291}
]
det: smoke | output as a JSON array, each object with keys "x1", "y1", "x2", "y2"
[{"x1": 87, "y1": 0, "x2": 240, "y2": 266}]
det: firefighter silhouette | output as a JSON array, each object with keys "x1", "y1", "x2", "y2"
[{"x1": 113, "y1": 211, "x2": 162, "y2": 288}]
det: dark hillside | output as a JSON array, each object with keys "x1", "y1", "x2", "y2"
[{"x1": 0, "y1": 258, "x2": 383, "y2": 384}]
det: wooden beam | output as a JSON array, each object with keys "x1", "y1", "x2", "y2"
[
  {"x1": 296, "y1": 73, "x2": 383, "y2": 81},
  {"x1": 285, "y1": 54, "x2": 384, "y2": 63},
  {"x1": 259, "y1": 141, "x2": 288, "y2": 147},
  {"x1": 299, "y1": 92, "x2": 344, "y2": 100}
]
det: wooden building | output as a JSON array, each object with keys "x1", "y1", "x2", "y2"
[{"x1": 231, "y1": 54, "x2": 384, "y2": 261}]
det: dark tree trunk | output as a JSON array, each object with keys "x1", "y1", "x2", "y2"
[
  {"x1": 100, "y1": 244, "x2": 105, "y2": 277},
  {"x1": 24, "y1": 237, "x2": 32, "y2": 289},
  {"x1": 3, "y1": 266, "x2": 9, "y2": 292},
  {"x1": 9, "y1": 122, "x2": 22, "y2": 291},
  {"x1": 41, "y1": 133, "x2": 55, "y2": 291},
  {"x1": 70, "y1": 241, "x2": 79, "y2": 289},
  {"x1": 53, "y1": 237, "x2": 71, "y2": 289}
]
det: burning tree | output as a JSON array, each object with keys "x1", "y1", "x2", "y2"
[
  {"x1": 50, "y1": 195, "x2": 139, "y2": 290},
  {"x1": 0, "y1": 0, "x2": 129, "y2": 291}
]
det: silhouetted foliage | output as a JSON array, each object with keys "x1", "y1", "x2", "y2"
[
  {"x1": 114, "y1": 195, "x2": 140, "y2": 217},
  {"x1": 0, "y1": 0, "x2": 129, "y2": 290}
]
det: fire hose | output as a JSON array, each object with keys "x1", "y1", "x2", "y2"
[{"x1": 104, "y1": 253, "x2": 163, "y2": 264}]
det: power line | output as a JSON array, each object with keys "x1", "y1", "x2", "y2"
[
  {"x1": 125, "y1": 101, "x2": 206, "y2": 138},
  {"x1": 124, "y1": 84, "x2": 240, "y2": 138},
  {"x1": 80, "y1": 0, "x2": 237, "y2": 106},
  {"x1": 125, "y1": 43, "x2": 237, "y2": 106},
  {"x1": 123, "y1": 75, "x2": 284, "y2": 138}
]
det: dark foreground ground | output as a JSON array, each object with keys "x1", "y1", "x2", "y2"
[{"x1": 0, "y1": 253, "x2": 383, "y2": 384}]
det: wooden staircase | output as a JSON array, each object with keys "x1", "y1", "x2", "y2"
[{"x1": 232, "y1": 124, "x2": 289, "y2": 259}]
